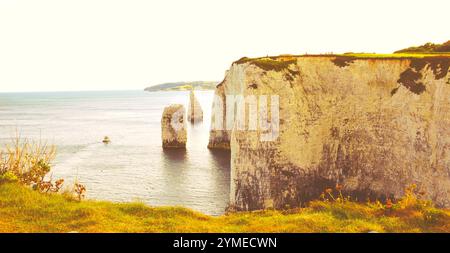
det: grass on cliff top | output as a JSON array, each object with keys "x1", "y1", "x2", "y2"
[
  {"x1": 1, "y1": 181, "x2": 449, "y2": 233},
  {"x1": 233, "y1": 53, "x2": 450, "y2": 73},
  {"x1": 234, "y1": 53, "x2": 450, "y2": 65},
  {"x1": 340, "y1": 52, "x2": 450, "y2": 58}
]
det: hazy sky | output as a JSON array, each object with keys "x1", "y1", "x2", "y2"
[{"x1": 0, "y1": 0, "x2": 449, "y2": 92}]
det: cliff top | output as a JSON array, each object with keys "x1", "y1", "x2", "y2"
[
  {"x1": 234, "y1": 53, "x2": 450, "y2": 65},
  {"x1": 1, "y1": 181, "x2": 449, "y2": 232},
  {"x1": 232, "y1": 53, "x2": 450, "y2": 72}
]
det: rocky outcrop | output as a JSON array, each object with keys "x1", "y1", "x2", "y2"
[
  {"x1": 208, "y1": 81, "x2": 231, "y2": 149},
  {"x1": 187, "y1": 91, "x2": 203, "y2": 123},
  {"x1": 211, "y1": 55, "x2": 450, "y2": 210},
  {"x1": 161, "y1": 104, "x2": 187, "y2": 148}
]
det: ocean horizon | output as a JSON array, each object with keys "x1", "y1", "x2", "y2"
[{"x1": 0, "y1": 90, "x2": 230, "y2": 216}]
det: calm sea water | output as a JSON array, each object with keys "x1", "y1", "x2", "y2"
[{"x1": 0, "y1": 90, "x2": 230, "y2": 215}]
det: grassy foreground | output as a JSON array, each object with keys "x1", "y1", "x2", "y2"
[{"x1": 1, "y1": 181, "x2": 450, "y2": 233}]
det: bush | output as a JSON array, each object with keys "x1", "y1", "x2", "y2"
[
  {"x1": 394, "y1": 40, "x2": 450, "y2": 53},
  {"x1": 0, "y1": 171, "x2": 18, "y2": 182},
  {"x1": 0, "y1": 135, "x2": 83, "y2": 197}
]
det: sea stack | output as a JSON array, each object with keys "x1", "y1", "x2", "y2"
[
  {"x1": 207, "y1": 81, "x2": 230, "y2": 149},
  {"x1": 161, "y1": 104, "x2": 187, "y2": 149},
  {"x1": 187, "y1": 90, "x2": 203, "y2": 123}
]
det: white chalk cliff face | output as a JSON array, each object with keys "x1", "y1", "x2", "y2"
[{"x1": 209, "y1": 55, "x2": 450, "y2": 210}]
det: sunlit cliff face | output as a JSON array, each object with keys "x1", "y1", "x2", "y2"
[{"x1": 209, "y1": 55, "x2": 450, "y2": 211}]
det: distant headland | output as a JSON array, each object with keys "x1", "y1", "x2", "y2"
[{"x1": 144, "y1": 81, "x2": 219, "y2": 92}]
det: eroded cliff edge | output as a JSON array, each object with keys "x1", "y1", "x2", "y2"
[{"x1": 209, "y1": 55, "x2": 450, "y2": 210}]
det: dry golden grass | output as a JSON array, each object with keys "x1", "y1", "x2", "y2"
[{"x1": 0, "y1": 134, "x2": 56, "y2": 183}]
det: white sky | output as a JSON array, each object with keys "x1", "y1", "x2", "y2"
[{"x1": 0, "y1": 0, "x2": 449, "y2": 92}]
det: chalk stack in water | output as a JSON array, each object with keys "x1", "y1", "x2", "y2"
[
  {"x1": 187, "y1": 90, "x2": 203, "y2": 123},
  {"x1": 161, "y1": 104, "x2": 187, "y2": 149}
]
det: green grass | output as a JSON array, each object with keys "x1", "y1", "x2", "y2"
[
  {"x1": 340, "y1": 52, "x2": 450, "y2": 58},
  {"x1": 235, "y1": 53, "x2": 450, "y2": 63},
  {"x1": 233, "y1": 53, "x2": 450, "y2": 72},
  {"x1": 1, "y1": 181, "x2": 449, "y2": 233}
]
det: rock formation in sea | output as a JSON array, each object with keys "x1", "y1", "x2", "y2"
[
  {"x1": 161, "y1": 104, "x2": 187, "y2": 148},
  {"x1": 209, "y1": 55, "x2": 450, "y2": 210},
  {"x1": 187, "y1": 90, "x2": 203, "y2": 123},
  {"x1": 207, "y1": 81, "x2": 231, "y2": 149}
]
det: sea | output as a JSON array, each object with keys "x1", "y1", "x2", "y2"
[{"x1": 0, "y1": 90, "x2": 230, "y2": 216}]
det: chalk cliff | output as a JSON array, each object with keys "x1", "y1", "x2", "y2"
[{"x1": 209, "y1": 55, "x2": 450, "y2": 210}]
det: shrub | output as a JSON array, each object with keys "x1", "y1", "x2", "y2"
[
  {"x1": 0, "y1": 171, "x2": 18, "y2": 182},
  {"x1": 0, "y1": 136, "x2": 58, "y2": 190},
  {"x1": 394, "y1": 40, "x2": 450, "y2": 53},
  {"x1": 0, "y1": 135, "x2": 85, "y2": 198},
  {"x1": 74, "y1": 182, "x2": 87, "y2": 201}
]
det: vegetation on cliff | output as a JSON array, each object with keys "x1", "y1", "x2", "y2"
[
  {"x1": 233, "y1": 53, "x2": 450, "y2": 74},
  {"x1": 395, "y1": 40, "x2": 450, "y2": 54},
  {"x1": 2, "y1": 137, "x2": 448, "y2": 232},
  {"x1": 235, "y1": 56, "x2": 297, "y2": 71},
  {"x1": 0, "y1": 180, "x2": 449, "y2": 233},
  {"x1": 0, "y1": 136, "x2": 86, "y2": 200},
  {"x1": 233, "y1": 40, "x2": 450, "y2": 70}
]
